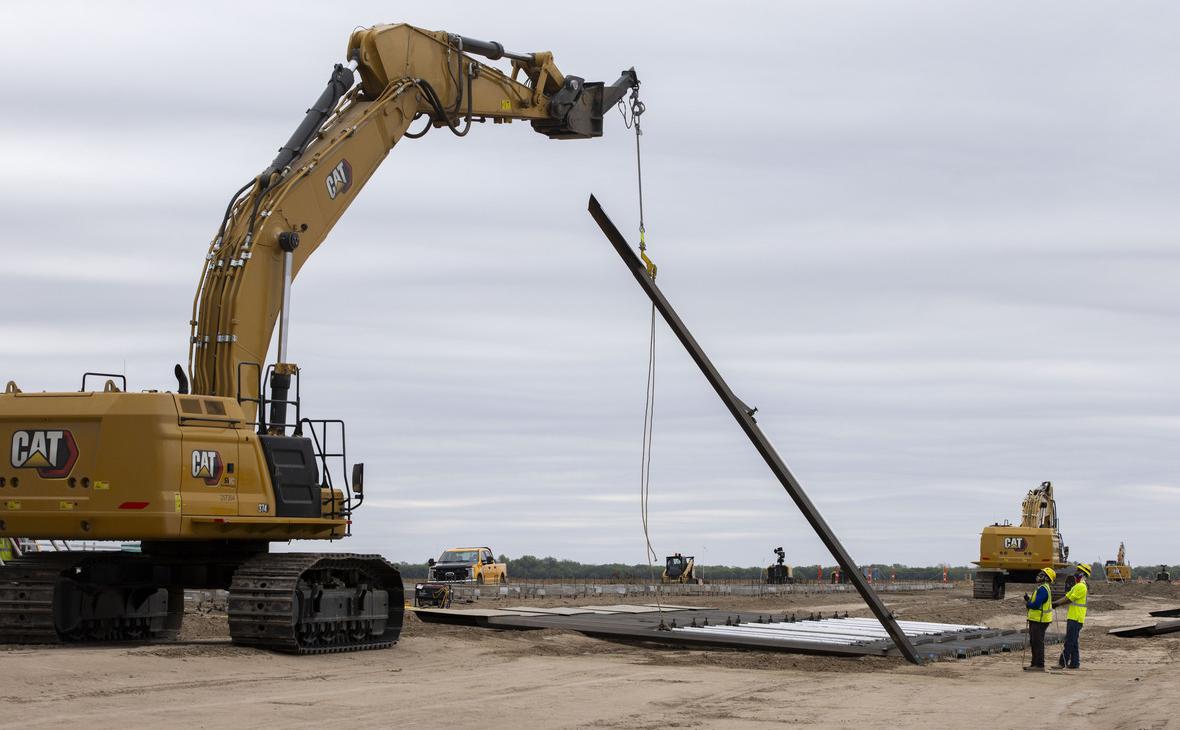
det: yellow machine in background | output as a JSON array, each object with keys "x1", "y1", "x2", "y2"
[
  {"x1": 973, "y1": 481, "x2": 1072, "y2": 599},
  {"x1": 662, "y1": 553, "x2": 702, "y2": 584},
  {"x1": 1105, "y1": 542, "x2": 1132, "y2": 582},
  {"x1": 0, "y1": 23, "x2": 636, "y2": 652}
]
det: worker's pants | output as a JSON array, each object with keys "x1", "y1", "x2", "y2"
[
  {"x1": 1059, "y1": 619, "x2": 1082, "y2": 668},
  {"x1": 1027, "y1": 620, "x2": 1048, "y2": 667}
]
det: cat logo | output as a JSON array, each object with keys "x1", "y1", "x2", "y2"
[
  {"x1": 325, "y1": 159, "x2": 353, "y2": 200},
  {"x1": 191, "y1": 450, "x2": 223, "y2": 486},
  {"x1": 1003, "y1": 537, "x2": 1027, "y2": 550},
  {"x1": 10, "y1": 430, "x2": 79, "y2": 479}
]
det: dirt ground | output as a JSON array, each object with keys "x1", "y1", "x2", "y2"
[{"x1": 2, "y1": 583, "x2": 1178, "y2": 729}]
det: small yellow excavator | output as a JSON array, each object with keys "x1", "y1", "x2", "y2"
[
  {"x1": 662, "y1": 553, "x2": 702, "y2": 584},
  {"x1": 0, "y1": 22, "x2": 636, "y2": 652},
  {"x1": 973, "y1": 481, "x2": 1072, "y2": 599},
  {"x1": 1105, "y1": 542, "x2": 1132, "y2": 582}
]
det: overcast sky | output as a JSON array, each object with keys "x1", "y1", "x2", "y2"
[{"x1": 1, "y1": 2, "x2": 1177, "y2": 568}]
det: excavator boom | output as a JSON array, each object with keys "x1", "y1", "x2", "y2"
[{"x1": 189, "y1": 24, "x2": 637, "y2": 422}]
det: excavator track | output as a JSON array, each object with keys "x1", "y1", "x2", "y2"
[
  {"x1": 0, "y1": 553, "x2": 79, "y2": 643},
  {"x1": 0, "y1": 552, "x2": 180, "y2": 644},
  {"x1": 227, "y1": 553, "x2": 403, "y2": 655},
  {"x1": 973, "y1": 570, "x2": 1004, "y2": 599}
]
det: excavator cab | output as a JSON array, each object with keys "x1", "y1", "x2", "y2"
[{"x1": 665, "y1": 554, "x2": 689, "y2": 579}]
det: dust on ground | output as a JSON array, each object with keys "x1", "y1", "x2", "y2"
[{"x1": 2, "y1": 583, "x2": 1177, "y2": 729}]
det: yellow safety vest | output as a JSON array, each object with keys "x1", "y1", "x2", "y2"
[
  {"x1": 1027, "y1": 584, "x2": 1053, "y2": 623},
  {"x1": 1065, "y1": 580, "x2": 1087, "y2": 624},
  {"x1": 0, "y1": 538, "x2": 12, "y2": 562}
]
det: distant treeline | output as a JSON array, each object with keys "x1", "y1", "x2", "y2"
[{"x1": 396, "y1": 554, "x2": 984, "y2": 581}]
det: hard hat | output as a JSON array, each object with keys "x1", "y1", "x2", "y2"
[
  {"x1": 1076, "y1": 563, "x2": 1092, "y2": 577},
  {"x1": 1041, "y1": 567, "x2": 1057, "y2": 582}
]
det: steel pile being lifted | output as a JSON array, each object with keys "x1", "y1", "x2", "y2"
[{"x1": 587, "y1": 195, "x2": 923, "y2": 664}]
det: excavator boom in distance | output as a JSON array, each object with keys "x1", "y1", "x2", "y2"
[
  {"x1": 1105, "y1": 542, "x2": 1132, "y2": 582},
  {"x1": 0, "y1": 22, "x2": 636, "y2": 653}
]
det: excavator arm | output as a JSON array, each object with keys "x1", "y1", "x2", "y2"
[
  {"x1": 188, "y1": 23, "x2": 637, "y2": 421},
  {"x1": 1019, "y1": 481, "x2": 1057, "y2": 529},
  {"x1": 1018, "y1": 480, "x2": 1069, "y2": 563}
]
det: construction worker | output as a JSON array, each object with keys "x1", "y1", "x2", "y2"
[
  {"x1": 1053, "y1": 563, "x2": 1089, "y2": 669},
  {"x1": 1022, "y1": 567, "x2": 1055, "y2": 671},
  {"x1": 0, "y1": 537, "x2": 12, "y2": 564}
]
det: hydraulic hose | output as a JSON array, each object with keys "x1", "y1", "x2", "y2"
[{"x1": 260, "y1": 63, "x2": 356, "y2": 186}]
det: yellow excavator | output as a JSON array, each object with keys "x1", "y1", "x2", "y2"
[
  {"x1": 0, "y1": 23, "x2": 636, "y2": 652},
  {"x1": 972, "y1": 481, "x2": 1072, "y2": 599},
  {"x1": 662, "y1": 554, "x2": 702, "y2": 584},
  {"x1": 1105, "y1": 542, "x2": 1132, "y2": 582}
]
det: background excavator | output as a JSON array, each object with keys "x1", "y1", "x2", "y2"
[
  {"x1": 972, "y1": 480, "x2": 1073, "y2": 599},
  {"x1": 661, "y1": 553, "x2": 702, "y2": 584},
  {"x1": 0, "y1": 22, "x2": 636, "y2": 653},
  {"x1": 1105, "y1": 542, "x2": 1132, "y2": 582}
]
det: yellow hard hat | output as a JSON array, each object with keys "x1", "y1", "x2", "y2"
[
  {"x1": 1041, "y1": 567, "x2": 1057, "y2": 582},
  {"x1": 1076, "y1": 563, "x2": 1092, "y2": 577}
]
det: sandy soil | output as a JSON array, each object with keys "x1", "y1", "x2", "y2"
[{"x1": 2, "y1": 583, "x2": 1178, "y2": 729}]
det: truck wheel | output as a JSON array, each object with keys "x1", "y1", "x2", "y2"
[
  {"x1": 476, "y1": 574, "x2": 485, "y2": 585},
  {"x1": 500, "y1": 575, "x2": 507, "y2": 585}
]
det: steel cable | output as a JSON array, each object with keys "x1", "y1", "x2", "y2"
[
  {"x1": 640, "y1": 302, "x2": 662, "y2": 621},
  {"x1": 626, "y1": 85, "x2": 667, "y2": 625}
]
